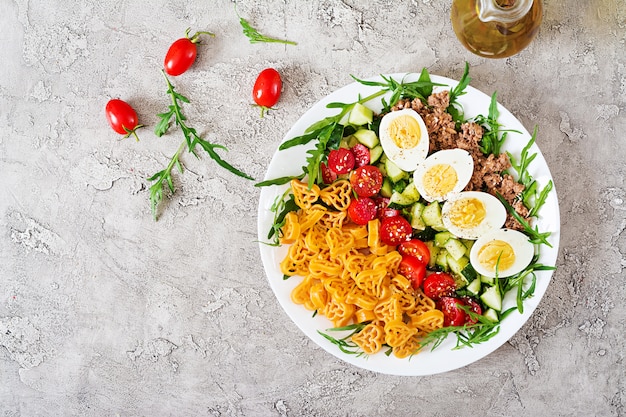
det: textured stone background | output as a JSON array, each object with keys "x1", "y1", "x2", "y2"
[{"x1": 1, "y1": 0, "x2": 624, "y2": 415}]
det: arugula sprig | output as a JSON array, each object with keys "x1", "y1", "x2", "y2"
[
  {"x1": 149, "y1": 71, "x2": 253, "y2": 220},
  {"x1": 266, "y1": 188, "x2": 299, "y2": 246},
  {"x1": 496, "y1": 193, "x2": 552, "y2": 247},
  {"x1": 238, "y1": 12, "x2": 297, "y2": 45},
  {"x1": 317, "y1": 323, "x2": 371, "y2": 357}
]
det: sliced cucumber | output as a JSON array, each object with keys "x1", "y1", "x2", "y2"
[
  {"x1": 421, "y1": 202, "x2": 445, "y2": 231},
  {"x1": 466, "y1": 277, "x2": 481, "y2": 296},
  {"x1": 410, "y1": 202, "x2": 426, "y2": 231},
  {"x1": 389, "y1": 182, "x2": 420, "y2": 206},
  {"x1": 348, "y1": 103, "x2": 373, "y2": 126},
  {"x1": 353, "y1": 129, "x2": 379, "y2": 148},
  {"x1": 425, "y1": 241, "x2": 439, "y2": 269},
  {"x1": 483, "y1": 308, "x2": 500, "y2": 322},
  {"x1": 461, "y1": 262, "x2": 477, "y2": 283},
  {"x1": 384, "y1": 158, "x2": 408, "y2": 183},
  {"x1": 435, "y1": 248, "x2": 449, "y2": 271},
  {"x1": 480, "y1": 274, "x2": 495, "y2": 286},
  {"x1": 369, "y1": 145, "x2": 384, "y2": 164},
  {"x1": 447, "y1": 254, "x2": 469, "y2": 276},
  {"x1": 434, "y1": 231, "x2": 454, "y2": 248},
  {"x1": 380, "y1": 177, "x2": 393, "y2": 198},
  {"x1": 480, "y1": 285, "x2": 502, "y2": 311},
  {"x1": 445, "y1": 238, "x2": 468, "y2": 261}
]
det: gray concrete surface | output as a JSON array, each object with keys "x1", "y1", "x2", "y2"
[{"x1": 0, "y1": 0, "x2": 624, "y2": 415}]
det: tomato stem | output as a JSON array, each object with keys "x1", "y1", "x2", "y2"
[
  {"x1": 123, "y1": 124, "x2": 144, "y2": 142},
  {"x1": 185, "y1": 27, "x2": 215, "y2": 44}
]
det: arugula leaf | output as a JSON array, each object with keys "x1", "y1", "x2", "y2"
[{"x1": 238, "y1": 15, "x2": 297, "y2": 45}]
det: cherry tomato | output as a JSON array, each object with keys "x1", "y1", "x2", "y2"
[
  {"x1": 374, "y1": 197, "x2": 401, "y2": 219},
  {"x1": 327, "y1": 148, "x2": 355, "y2": 175},
  {"x1": 164, "y1": 29, "x2": 214, "y2": 76},
  {"x1": 253, "y1": 68, "x2": 282, "y2": 115},
  {"x1": 398, "y1": 239, "x2": 431, "y2": 266},
  {"x1": 320, "y1": 162, "x2": 338, "y2": 184},
  {"x1": 105, "y1": 99, "x2": 142, "y2": 141},
  {"x1": 461, "y1": 296, "x2": 482, "y2": 324},
  {"x1": 379, "y1": 215, "x2": 413, "y2": 246},
  {"x1": 398, "y1": 255, "x2": 427, "y2": 289},
  {"x1": 351, "y1": 143, "x2": 371, "y2": 167},
  {"x1": 422, "y1": 272, "x2": 456, "y2": 300},
  {"x1": 437, "y1": 297, "x2": 467, "y2": 327},
  {"x1": 348, "y1": 197, "x2": 377, "y2": 225},
  {"x1": 350, "y1": 165, "x2": 383, "y2": 198}
]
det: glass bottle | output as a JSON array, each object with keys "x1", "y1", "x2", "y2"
[{"x1": 451, "y1": 0, "x2": 543, "y2": 59}]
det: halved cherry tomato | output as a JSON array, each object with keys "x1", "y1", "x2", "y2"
[
  {"x1": 253, "y1": 68, "x2": 282, "y2": 116},
  {"x1": 398, "y1": 239, "x2": 431, "y2": 266},
  {"x1": 350, "y1": 165, "x2": 383, "y2": 197},
  {"x1": 422, "y1": 272, "x2": 456, "y2": 300},
  {"x1": 351, "y1": 143, "x2": 371, "y2": 167},
  {"x1": 320, "y1": 162, "x2": 338, "y2": 184},
  {"x1": 164, "y1": 29, "x2": 214, "y2": 76},
  {"x1": 461, "y1": 296, "x2": 482, "y2": 324},
  {"x1": 379, "y1": 215, "x2": 413, "y2": 246},
  {"x1": 105, "y1": 99, "x2": 142, "y2": 141},
  {"x1": 398, "y1": 255, "x2": 427, "y2": 289},
  {"x1": 374, "y1": 197, "x2": 401, "y2": 219},
  {"x1": 327, "y1": 148, "x2": 355, "y2": 175},
  {"x1": 437, "y1": 296, "x2": 467, "y2": 327},
  {"x1": 348, "y1": 197, "x2": 377, "y2": 225}
]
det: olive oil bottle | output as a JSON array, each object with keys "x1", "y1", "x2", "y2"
[{"x1": 451, "y1": 0, "x2": 542, "y2": 58}]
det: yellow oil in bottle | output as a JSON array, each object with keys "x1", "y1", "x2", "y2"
[{"x1": 451, "y1": 0, "x2": 543, "y2": 58}]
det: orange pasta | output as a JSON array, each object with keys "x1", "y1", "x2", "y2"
[{"x1": 279, "y1": 179, "x2": 444, "y2": 358}]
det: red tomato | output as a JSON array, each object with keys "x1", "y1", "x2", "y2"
[
  {"x1": 105, "y1": 99, "x2": 142, "y2": 141},
  {"x1": 462, "y1": 296, "x2": 482, "y2": 324},
  {"x1": 253, "y1": 68, "x2": 282, "y2": 114},
  {"x1": 437, "y1": 296, "x2": 467, "y2": 327},
  {"x1": 320, "y1": 162, "x2": 338, "y2": 184},
  {"x1": 351, "y1": 143, "x2": 371, "y2": 167},
  {"x1": 350, "y1": 165, "x2": 383, "y2": 198},
  {"x1": 422, "y1": 272, "x2": 456, "y2": 300},
  {"x1": 374, "y1": 197, "x2": 401, "y2": 219},
  {"x1": 398, "y1": 239, "x2": 431, "y2": 266},
  {"x1": 398, "y1": 255, "x2": 427, "y2": 289},
  {"x1": 164, "y1": 30, "x2": 214, "y2": 76},
  {"x1": 348, "y1": 197, "x2": 377, "y2": 225},
  {"x1": 379, "y1": 216, "x2": 413, "y2": 246},
  {"x1": 327, "y1": 148, "x2": 355, "y2": 175}
]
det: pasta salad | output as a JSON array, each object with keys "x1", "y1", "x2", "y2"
[{"x1": 259, "y1": 64, "x2": 556, "y2": 359}]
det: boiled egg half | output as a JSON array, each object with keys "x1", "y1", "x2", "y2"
[
  {"x1": 441, "y1": 191, "x2": 507, "y2": 240},
  {"x1": 413, "y1": 149, "x2": 474, "y2": 202},
  {"x1": 378, "y1": 109, "x2": 429, "y2": 172},
  {"x1": 469, "y1": 228, "x2": 535, "y2": 278}
]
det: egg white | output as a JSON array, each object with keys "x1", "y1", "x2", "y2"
[
  {"x1": 441, "y1": 191, "x2": 507, "y2": 240},
  {"x1": 469, "y1": 228, "x2": 535, "y2": 278},
  {"x1": 378, "y1": 109, "x2": 429, "y2": 172},
  {"x1": 413, "y1": 149, "x2": 474, "y2": 202}
]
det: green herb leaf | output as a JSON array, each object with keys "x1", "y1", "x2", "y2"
[{"x1": 238, "y1": 16, "x2": 297, "y2": 45}]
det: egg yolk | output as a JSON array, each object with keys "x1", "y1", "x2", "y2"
[
  {"x1": 477, "y1": 240, "x2": 516, "y2": 273},
  {"x1": 449, "y1": 198, "x2": 486, "y2": 228},
  {"x1": 423, "y1": 164, "x2": 458, "y2": 198},
  {"x1": 388, "y1": 115, "x2": 421, "y2": 149}
]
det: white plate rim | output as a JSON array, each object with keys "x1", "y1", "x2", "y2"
[{"x1": 257, "y1": 73, "x2": 561, "y2": 376}]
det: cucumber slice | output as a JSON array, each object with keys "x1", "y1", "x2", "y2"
[
  {"x1": 369, "y1": 145, "x2": 384, "y2": 164},
  {"x1": 448, "y1": 255, "x2": 469, "y2": 276},
  {"x1": 461, "y1": 262, "x2": 477, "y2": 283},
  {"x1": 445, "y1": 238, "x2": 468, "y2": 261},
  {"x1": 380, "y1": 177, "x2": 393, "y2": 198},
  {"x1": 353, "y1": 129, "x2": 379, "y2": 148},
  {"x1": 480, "y1": 285, "x2": 502, "y2": 311},
  {"x1": 421, "y1": 202, "x2": 445, "y2": 231},
  {"x1": 483, "y1": 308, "x2": 500, "y2": 322},
  {"x1": 410, "y1": 202, "x2": 426, "y2": 230},
  {"x1": 389, "y1": 182, "x2": 420, "y2": 206},
  {"x1": 480, "y1": 274, "x2": 495, "y2": 286},
  {"x1": 434, "y1": 231, "x2": 454, "y2": 248},
  {"x1": 466, "y1": 277, "x2": 481, "y2": 296},
  {"x1": 384, "y1": 158, "x2": 408, "y2": 183},
  {"x1": 435, "y1": 249, "x2": 449, "y2": 271},
  {"x1": 425, "y1": 241, "x2": 439, "y2": 269},
  {"x1": 348, "y1": 103, "x2": 373, "y2": 126}
]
